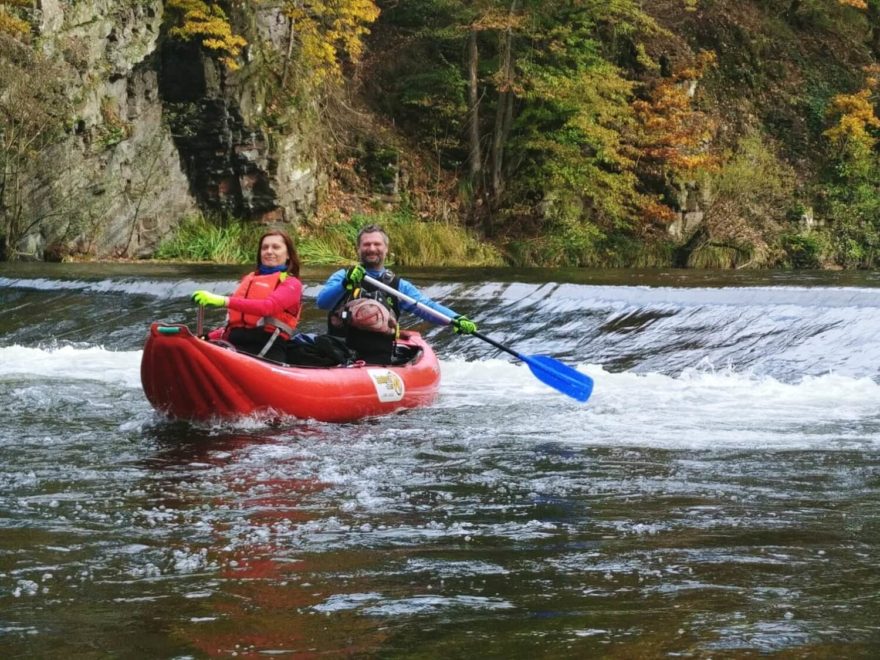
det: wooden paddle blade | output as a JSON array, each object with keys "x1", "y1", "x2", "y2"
[{"x1": 523, "y1": 355, "x2": 593, "y2": 402}]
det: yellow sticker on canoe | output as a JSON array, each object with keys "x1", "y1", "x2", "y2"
[{"x1": 367, "y1": 369, "x2": 405, "y2": 402}]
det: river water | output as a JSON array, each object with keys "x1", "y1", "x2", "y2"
[{"x1": 1, "y1": 263, "x2": 878, "y2": 657}]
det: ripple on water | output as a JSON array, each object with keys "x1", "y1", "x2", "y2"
[{"x1": 313, "y1": 592, "x2": 515, "y2": 616}]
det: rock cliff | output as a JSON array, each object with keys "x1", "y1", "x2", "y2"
[{"x1": 14, "y1": 0, "x2": 317, "y2": 260}]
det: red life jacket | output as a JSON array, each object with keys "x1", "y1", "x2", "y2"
[{"x1": 227, "y1": 272, "x2": 299, "y2": 339}]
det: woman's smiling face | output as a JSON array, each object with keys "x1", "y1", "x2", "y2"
[{"x1": 260, "y1": 234, "x2": 289, "y2": 268}]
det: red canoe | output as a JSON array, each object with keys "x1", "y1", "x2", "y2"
[{"x1": 140, "y1": 323, "x2": 441, "y2": 423}]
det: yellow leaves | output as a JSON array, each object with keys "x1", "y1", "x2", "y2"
[
  {"x1": 471, "y1": 7, "x2": 526, "y2": 32},
  {"x1": 166, "y1": 0, "x2": 247, "y2": 70},
  {"x1": 0, "y1": 12, "x2": 29, "y2": 39},
  {"x1": 279, "y1": 0, "x2": 380, "y2": 87},
  {"x1": 0, "y1": 1, "x2": 30, "y2": 40},
  {"x1": 824, "y1": 88, "x2": 880, "y2": 151},
  {"x1": 164, "y1": 0, "x2": 380, "y2": 88},
  {"x1": 864, "y1": 63, "x2": 880, "y2": 89}
]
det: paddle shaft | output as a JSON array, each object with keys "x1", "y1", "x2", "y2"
[
  {"x1": 362, "y1": 274, "x2": 454, "y2": 325},
  {"x1": 362, "y1": 274, "x2": 593, "y2": 402},
  {"x1": 362, "y1": 274, "x2": 525, "y2": 360}
]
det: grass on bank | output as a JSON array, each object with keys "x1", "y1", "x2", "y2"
[
  {"x1": 153, "y1": 211, "x2": 504, "y2": 267},
  {"x1": 151, "y1": 211, "x2": 831, "y2": 269}
]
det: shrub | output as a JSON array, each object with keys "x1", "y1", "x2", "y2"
[{"x1": 780, "y1": 231, "x2": 827, "y2": 268}]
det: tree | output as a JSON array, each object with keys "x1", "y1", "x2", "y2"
[
  {"x1": 273, "y1": 0, "x2": 381, "y2": 90},
  {"x1": 819, "y1": 67, "x2": 880, "y2": 266},
  {"x1": 165, "y1": 0, "x2": 247, "y2": 70},
  {"x1": 631, "y1": 51, "x2": 718, "y2": 184},
  {"x1": 371, "y1": 1, "x2": 674, "y2": 260},
  {"x1": 497, "y1": 1, "x2": 660, "y2": 239}
]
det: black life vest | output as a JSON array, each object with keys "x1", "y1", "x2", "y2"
[{"x1": 328, "y1": 270, "x2": 401, "y2": 364}]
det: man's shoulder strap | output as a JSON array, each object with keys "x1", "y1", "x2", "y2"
[{"x1": 377, "y1": 269, "x2": 400, "y2": 289}]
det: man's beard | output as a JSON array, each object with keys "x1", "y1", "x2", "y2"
[{"x1": 360, "y1": 252, "x2": 383, "y2": 267}]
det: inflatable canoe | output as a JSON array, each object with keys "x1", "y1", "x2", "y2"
[{"x1": 140, "y1": 323, "x2": 441, "y2": 423}]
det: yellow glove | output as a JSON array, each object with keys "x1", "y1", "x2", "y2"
[{"x1": 191, "y1": 290, "x2": 228, "y2": 307}]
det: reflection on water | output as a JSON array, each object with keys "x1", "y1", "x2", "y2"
[{"x1": 1, "y1": 264, "x2": 879, "y2": 656}]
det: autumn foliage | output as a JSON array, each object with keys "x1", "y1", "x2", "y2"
[
  {"x1": 0, "y1": 0, "x2": 31, "y2": 39},
  {"x1": 166, "y1": 0, "x2": 247, "y2": 70},
  {"x1": 824, "y1": 88, "x2": 880, "y2": 153},
  {"x1": 631, "y1": 51, "x2": 719, "y2": 181},
  {"x1": 277, "y1": 0, "x2": 380, "y2": 87}
]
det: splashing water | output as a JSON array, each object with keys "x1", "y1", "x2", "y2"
[{"x1": 1, "y1": 264, "x2": 878, "y2": 657}]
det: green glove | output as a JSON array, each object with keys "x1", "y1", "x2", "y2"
[
  {"x1": 344, "y1": 264, "x2": 366, "y2": 290},
  {"x1": 191, "y1": 290, "x2": 227, "y2": 307},
  {"x1": 452, "y1": 315, "x2": 477, "y2": 335}
]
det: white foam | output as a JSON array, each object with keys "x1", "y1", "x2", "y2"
[
  {"x1": 438, "y1": 359, "x2": 880, "y2": 450},
  {"x1": 0, "y1": 345, "x2": 142, "y2": 388}
]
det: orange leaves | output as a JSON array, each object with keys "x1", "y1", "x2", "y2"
[
  {"x1": 838, "y1": 0, "x2": 869, "y2": 9},
  {"x1": 631, "y1": 51, "x2": 719, "y2": 178},
  {"x1": 640, "y1": 198, "x2": 678, "y2": 225}
]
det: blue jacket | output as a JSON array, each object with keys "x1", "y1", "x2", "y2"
[{"x1": 316, "y1": 268, "x2": 457, "y2": 324}]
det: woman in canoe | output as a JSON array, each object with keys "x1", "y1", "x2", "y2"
[{"x1": 190, "y1": 229, "x2": 302, "y2": 362}]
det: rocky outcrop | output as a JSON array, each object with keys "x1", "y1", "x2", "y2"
[
  {"x1": 12, "y1": 0, "x2": 318, "y2": 260},
  {"x1": 15, "y1": 0, "x2": 194, "y2": 259},
  {"x1": 667, "y1": 182, "x2": 707, "y2": 241}
]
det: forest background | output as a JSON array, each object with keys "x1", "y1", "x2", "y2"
[{"x1": 3, "y1": 0, "x2": 880, "y2": 269}]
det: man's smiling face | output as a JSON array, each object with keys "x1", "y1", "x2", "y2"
[{"x1": 357, "y1": 231, "x2": 388, "y2": 269}]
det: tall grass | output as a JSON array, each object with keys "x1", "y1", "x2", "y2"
[
  {"x1": 504, "y1": 235, "x2": 676, "y2": 268},
  {"x1": 297, "y1": 218, "x2": 363, "y2": 265},
  {"x1": 302, "y1": 210, "x2": 502, "y2": 266},
  {"x1": 380, "y1": 214, "x2": 503, "y2": 267},
  {"x1": 154, "y1": 214, "x2": 262, "y2": 263},
  {"x1": 153, "y1": 210, "x2": 504, "y2": 267}
]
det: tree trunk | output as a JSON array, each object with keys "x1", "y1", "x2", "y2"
[
  {"x1": 869, "y1": 4, "x2": 880, "y2": 59},
  {"x1": 490, "y1": 0, "x2": 518, "y2": 203},
  {"x1": 673, "y1": 223, "x2": 709, "y2": 268},
  {"x1": 467, "y1": 29, "x2": 482, "y2": 186},
  {"x1": 280, "y1": 15, "x2": 296, "y2": 90}
]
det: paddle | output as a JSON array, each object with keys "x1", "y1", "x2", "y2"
[{"x1": 362, "y1": 274, "x2": 594, "y2": 402}]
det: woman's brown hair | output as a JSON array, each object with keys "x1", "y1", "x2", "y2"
[{"x1": 256, "y1": 230, "x2": 300, "y2": 277}]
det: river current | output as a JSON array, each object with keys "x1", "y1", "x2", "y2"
[{"x1": 1, "y1": 263, "x2": 878, "y2": 657}]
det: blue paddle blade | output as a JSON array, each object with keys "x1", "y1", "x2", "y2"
[{"x1": 522, "y1": 354, "x2": 593, "y2": 402}]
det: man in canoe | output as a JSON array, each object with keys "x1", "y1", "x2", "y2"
[{"x1": 316, "y1": 224, "x2": 477, "y2": 364}]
